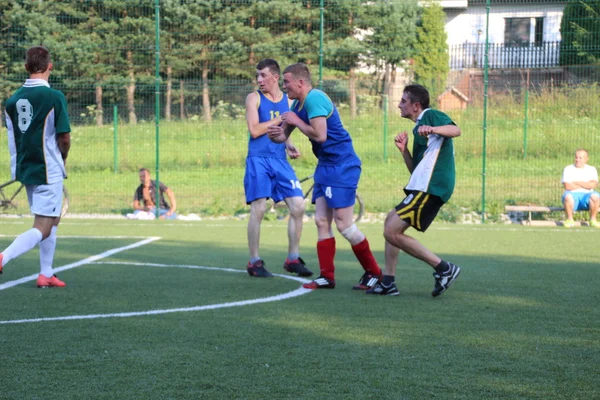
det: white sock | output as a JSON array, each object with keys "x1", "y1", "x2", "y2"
[
  {"x1": 40, "y1": 226, "x2": 58, "y2": 278},
  {"x1": 1, "y1": 228, "x2": 43, "y2": 267}
]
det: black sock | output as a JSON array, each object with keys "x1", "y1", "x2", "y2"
[
  {"x1": 382, "y1": 275, "x2": 395, "y2": 286},
  {"x1": 434, "y1": 260, "x2": 450, "y2": 274}
]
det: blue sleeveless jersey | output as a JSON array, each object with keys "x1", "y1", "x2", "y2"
[
  {"x1": 290, "y1": 89, "x2": 360, "y2": 166},
  {"x1": 247, "y1": 90, "x2": 289, "y2": 159}
]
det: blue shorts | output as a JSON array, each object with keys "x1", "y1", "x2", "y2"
[
  {"x1": 312, "y1": 184, "x2": 357, "y2": 209},
  {"x1": 562, "y1": 191, "x2": 599, "y2": 211},
  {"x1": 244, "y1": 156, "x2": 303, "y2": 204},
  {"x1": 314, "y1": 163, "x2": 361, "y2": 189},
  {"x1": 312, "y1": 162, "x2": 361, "y2": 209}
]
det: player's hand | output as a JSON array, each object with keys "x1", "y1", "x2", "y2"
[
  {"x1": 286, "y1": 144, "x2": 301, "y2": 159},
  {"x1": 395, "y1": 132, "x2": 409, "y2": 153},
  {"x1": 417, "y1": 125, "x2": 435, "y2": 137},
  {"x1": 280, "y1": 111, "x2": 301, "y2": 127},
  {"x1": 267, "y1": 124, "x2": 287, "y2": 143}
]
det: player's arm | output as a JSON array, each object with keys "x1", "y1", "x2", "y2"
[
  {"x1": 395, "y1": 132, "x2": 414, "y2": 173},
  {"x1": 417, "y1": 124, "x2": 461, "y2": 138},
  {"x1": 281, "y1": 112, "x2": 326, "y2": 143},
  {"x1": 267, "y1": 121, "x2": 295, "y2": 143},
  {"x1": 57, "y1": 132, "x2": 70, "y2": 162},
  {"x1": 245, "y1": 92, "x2": 282, "y2": 139},
  {"x1": 285, "y1": 138, "x2": 301, "y2": 159}
]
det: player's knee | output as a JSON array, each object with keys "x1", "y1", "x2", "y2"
[
  {"x1": 383, "y1": 224, "x2": 396, "y2": 242},
  {"x1": 250, "y1": 199, "x2": 267, "y2": 217},
  {"x1": 314, "y1": 214, "x2": 329, "y2": 230},
  {"x1": 287, "y1": 197, "x2": 305, "y2": 217},
  {"x1": 340, "y1": 223, "x2": 364, "y2": 244}
]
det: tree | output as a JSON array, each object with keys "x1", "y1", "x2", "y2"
[
  {"x1": 559, "y1": 0, "x2": 600, "y2": 66},
  {"x1": 322, "y1": 0, "x2": 369, "y2": 119},
  {"x1": 412, "y1": 0, "x2": 449, "y2": 101},
  {"x1": 362, "y1": 0, "x2": 418, "y2": 101}
]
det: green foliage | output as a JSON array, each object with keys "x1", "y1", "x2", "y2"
[
  {"x1": 412, "y1": 0, "x2": 449, "y2": 100},
  {"x1": 211, "y1": 100, "x2": 245, "y2": 121},
  {"x1": 559, "y1": 0, "x2": 600, "y2": 66}
]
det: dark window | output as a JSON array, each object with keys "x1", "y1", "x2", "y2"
[
  {"x1": 505, "y1": 18, "x2": 530, "y2": 47},
  {"x1": 534, "y1": 17, "x2": 544, "y2": 47}
]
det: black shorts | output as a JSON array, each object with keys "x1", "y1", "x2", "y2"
[{"x1": 394, "y1": 190, "x2": 444, "y2": 232}]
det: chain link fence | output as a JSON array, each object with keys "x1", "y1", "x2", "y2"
[{"x1": 1, "y1": 0, "x2": 599, "y2": 222}]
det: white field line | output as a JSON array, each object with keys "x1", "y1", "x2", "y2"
[
  {"x1": 0, "y1": 235, "x2": 155, "y2": 239},
  {"x1": 0, "y1": 261, "x2": 312, "y2": 325},
  {"x1": 0, "y1": 237, "x2": 161, "y2": 291}
]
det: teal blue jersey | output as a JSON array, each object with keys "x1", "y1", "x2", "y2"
[{"x1": 5, "y1": 79, "x2": 71, "y2": 185}]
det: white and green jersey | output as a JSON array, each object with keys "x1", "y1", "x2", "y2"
[
  {"x1": 4, "y1": 79, "x2": 70, "y2": 185},
  {"x1": 405, "y1": 108, "x2": 456, "y2": 202}
]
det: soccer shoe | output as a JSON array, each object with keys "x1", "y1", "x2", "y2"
[
  {"x1": 365, "y1": 282, "x2": 400, "y2": 296},
  {"x1": 589, "y1": 219, "x2": 599, "y2": 228},
  {"x1": 283, "y1": 257, "x2": 313, "y2": 277},
  {"x1": 0, "y1": 253, "x2": 3, "y2": 275},
  {"x1": 246, "y1": 259, "x2": 273, "y2": 278},
  {"x1": 352, "y1": 272, "x2": 381, "y2": 290},
  {"x1": 432, "y1": 263, "x2": 460, "y2": 297},
  {"x1": 563, "y1": 219, "x2": 576, "y2": 228},
  {"x1": 302, "y1": 276, "x2": 336, "y2": 289},
  {"x1": 37, "y1": 274, "x2": 66, "y2": 288}
]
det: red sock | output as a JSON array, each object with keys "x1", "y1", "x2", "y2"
[
  {"x1": 317, "y1": 237, "x2": 336, "y2": 280},
  {"x1": 351, "y1": 238, "x2": 382, "y2": 276}
]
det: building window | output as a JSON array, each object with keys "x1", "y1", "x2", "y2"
[
  {"x1": 505, "y1": 18, "x2": 530, "y2": 47},
  {"x1": 534, "y1": 17, "x2": 544, "y2": 47}
]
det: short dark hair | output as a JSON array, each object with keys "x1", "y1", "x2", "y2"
[
  {"x1": 403, "y1": 84, "x2": 430, "y2": 109},
  {"x1": 25, "y1": 46, "x2": 51, "y2": 74},
  {"x1": 283, "y1": 63, "x2": 312, "y2": 83},
  {"x1": 139, "y1": 167, "x2": 150, "y2": 174},
  {"x1": 256, "y1": 59, "x2": 281, "y2": 78}
]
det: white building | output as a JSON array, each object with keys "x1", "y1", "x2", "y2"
[{"x1": 441, "y1": 0, "x2": 566, "y2": 69}]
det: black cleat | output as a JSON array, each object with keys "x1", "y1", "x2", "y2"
[
  {"x1": 302, "y1": 276, "x2": 336, "y2": 289},
  {"x1": 365, "y1": 282, "x2": 399, "y2": 296},
  {"x1": 283, "y1": 257, "x2": 313, "y2": 277},
  {"x1": 432, "y1": 262, "x2": 461, "y2": 297},
  {"x1": 247, "y1": 259, "x2": 273, "y2": 278},
  {"x1": 352, "y1": 272, "x2": 381, "y2": 290}
]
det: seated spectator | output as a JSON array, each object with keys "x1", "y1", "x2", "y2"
[
  {"x1": 562, "y1": 149, "x2": 599, "y2": 228},
  {"x1": 131, "y1": 168, "x2": 177, "y2": 220}
]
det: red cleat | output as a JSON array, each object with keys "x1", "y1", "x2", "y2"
[
  {"x1": 302, "y1": 276, "x2": 335, "y2": 289},
  {"x1": 37, "y1": 274, "x2": 66, "y2": 288}
]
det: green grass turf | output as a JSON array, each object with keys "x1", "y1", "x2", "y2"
[{"x1": 0, "y1": 219, "x2": 598, "y2": 399}]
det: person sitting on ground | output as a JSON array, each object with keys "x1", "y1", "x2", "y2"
[
  {"x1": 561, "y1": 149, "x2": 599, "y2": 228},
  {"x1": 132, "y1": 168, "x2": 177, "y2": 220}
]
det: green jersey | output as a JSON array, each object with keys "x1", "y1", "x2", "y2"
[
  {"x1": 406, "y1": 109, "x2": 456, "y2": 202},
  {"x1": 5, "y1": 79, "x2": 71, "y2": 185}
]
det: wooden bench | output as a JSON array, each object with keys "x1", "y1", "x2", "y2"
[{"x1": 504, "y1": 205, "x2": 563, "y2": 225}]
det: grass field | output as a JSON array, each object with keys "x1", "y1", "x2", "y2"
[{"x1": 0, "y1": 218, "x2": 598, "y2": 399}]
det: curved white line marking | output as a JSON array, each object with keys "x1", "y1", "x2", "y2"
[
  {"x1": 0, "y1": 262, "x2": 312, "y2": 325},
  {"x1": 0, "y1": 237, "x2": 162, "y2": 291}
]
